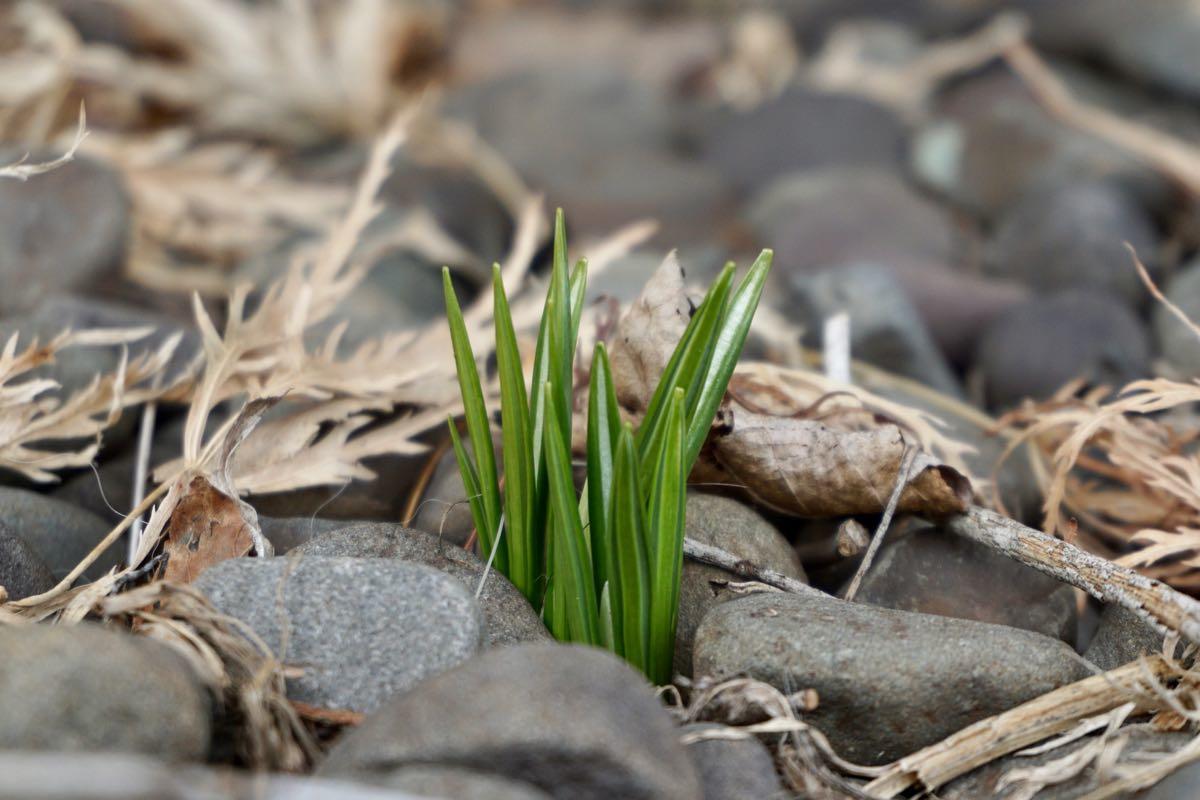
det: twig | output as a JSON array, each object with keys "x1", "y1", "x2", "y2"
[
  {"x1": 683, "y1": 538, "x2": 822, "y2": 597},
  {"x1": 129, "y1": 372, "x2": 163, "y2": 564},
  {"x1": 865, "y1": 656, "x2": 1174, "y2": 797},
  {"x1": 1005, "y1": 41, "x2": 1200, "y2": 197},
  {"x1": 0, "y1": 103, "x2": 87, "y2": 181},
  {"x1": 844, "y1": 447, "x2": 916, "y2": 601},
  {"x1": 11, "y1": 476, "x2": 174, "y2": 608},
  {"x1": 947, "y1": 506, "x2": 1200, "y2": 644}
]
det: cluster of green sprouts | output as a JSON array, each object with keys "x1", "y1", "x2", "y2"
[{"x1": 443, "y1": 211, "x2": 770, "y2": 683}]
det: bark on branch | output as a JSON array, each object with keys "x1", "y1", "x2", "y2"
[
  {"x1": 947, "y1": 506, "x2": 1200, "y2": 644},
  {"x1": 865, "y1": 655, "x2": 1173, "y2": 797},
  {"x1": 683, "y1": 538, "x2": 821, "y2": 597}
]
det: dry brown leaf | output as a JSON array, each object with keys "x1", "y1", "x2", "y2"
[
  {"x1": 608, "y1": 254, "x2": 973, "y2": 518},
  {"x1": 161, "y1": 396, "x2": 275, "y2": 583},
  {"x1": 162, "y1": 474, "x2": 256, "y2": 583}
]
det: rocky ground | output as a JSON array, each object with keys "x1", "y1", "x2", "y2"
[{"x1": 6, "y1": 1, "x2": 1200, "y2": 798}]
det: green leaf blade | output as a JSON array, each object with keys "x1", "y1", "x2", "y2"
[
  {"x1": 684, "y1": 250, "x2": 771, "y2": 468},
  {"x1": 613, "y1": 423, "x2": 651, "y2": 674},
  {"x1": 493, "y1": 264, "x2": 536, "y2": 600},
  {"x1": 646, "y1": 388, "x2": 687, "y2": 685},
  {"x1": 443, "y1": 267, "x2": 504, "y2": 572},
  {"x1": 543, "y1": 381, "x2": 600, "y2": 646}
]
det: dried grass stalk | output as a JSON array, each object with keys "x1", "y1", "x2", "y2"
[{"x1": 865, "y1": 656, "x2": 1178, "y2": 797}]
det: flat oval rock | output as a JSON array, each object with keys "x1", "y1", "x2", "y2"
[
  {"x1": 195, "y1": 556, "x2": 485, "y2": 713},
  {"x1": 320, "y1": 642, "x2": 702, "y2": 800},
  {"x1": 693, "y1": 591, "x2": 1090, "y2": 765},
  {"x1": 0, "y1": 623, "x2": 210, "y2": 760}
]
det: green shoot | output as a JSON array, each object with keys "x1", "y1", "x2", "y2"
[{"x1": 443, "y1": 209, "x2": 770, "y2": 683}]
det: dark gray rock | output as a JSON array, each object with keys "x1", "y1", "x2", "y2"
[
  {"x1": 941, "y1": 723, "x2": 1191, "y2": 799},
  {"x1": 1084, "y1": 603, "x2": 1165, "y2": 671},
  {"x1": 0, "y1": 295, "x2": 196, "y2": 453},
  {"x1": 379, "y1": 766, "x2": 553, "y2": 800},
  {"x1": 783, "y1": 263, "x2": 963, "y2": 397},
  {"x1": 851, "y1": 525, "x2": 1076, "y2": 643},
  {"x1": 747, "y1": 165, "x2": 1020, "y2": 364},
  {"x1": 974, "y1": 290, "x2": 1151, "y2": 411},
  {"x1": 0, "y1": 294, "x2": 195, "y2": 393},
  {"x1": 0, "y1": 624, "x2": 209, "y2": 759},
  {"x1": 749, "y1": 167, "x2": 957, "y2": 280},
  {"x1": 446, "y1": 67, "x2": 729, "y2": 243},
  {"x1": 195, "y1": 557, "x2": 484, "y2": 713},
  {"x1": 0, "y1": 527, "x2": 54, "y2": 601},
  {"x1": 0, "y1": 154, "x2": 128, "y2": 316},
  {"x1": 683, "y1": 723, "x2": 784, "y2": 800},
  {"x1": 293, "y1": 523, "x2": 549, "y2": 647},
  {"x1": 689, "y1": 88, "x2": 906, "y2": 196},
  {"x1": 320, "y1": 643, "x2": 703, "y2": 800},
  {"x1": 1145, "y1": 755, "x2": 1200, "y2": 799},
  {"x1": 51, "y1": 411, "x2": 187, "y2": 526},
  {"x1": 0, "y1": 487, "x2": 119, "y2": 579},
  {"x1": 1022, "y1": 0, "x2": 1200, "y2": 102},
  {"x1": 1154, "y1": 259, "x2": 1200, "y2": 376},
  {"x1": 675, "y1": 493, "x2": 805, "y2": 678},
  {"x1": 411, "y1": 439, "x2": 487, "y2": 547},
  {"x1": 985, "y1": 180, "x2": 1159, "y2": 305},
  {"x1": 259, "y1": 515, "x2": 349, "y2": 555},
  {"x1": 0, "y1": 751, "x2": 426, "y2": 800},
  {"x1": 693, "y1": 591, "x2": 1090, "y2": 765},
  {"x1": 248, "y1": 452, "x2": 427, "y2": 523},
  {"x1": 912, "y1": 68, "x2": 1163, "y2": 220}
]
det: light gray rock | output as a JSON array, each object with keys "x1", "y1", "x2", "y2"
[
  {"x1": 195, "y1": 557, "x2": 484, "y2": 713},
  {"x1": 0, "y1": 154, "x2": 128, "y2": 316},
  {"x1": 0, "y1": 624, "x2": 210, "y2": 760},
  {"x1": 1154, "y1": 259, "x2": 1200, "y2": 377},
  {"x1": 783, "y1": 263, "x2": 963, "y2": 397},
  {"x1": 293, "y1": 523, "x2": 549, "y2": 647},
  {"x1": 693, "y1": 591, "x2": 1090, "y2": 765},
  {"x1": 683, "y1": 723, "x2": 784, "y2": 800},
  {"x1": 0, "y1": 488, "x2": 119, "y2": 579},
  {"x1": 320, "y1": 643, "x2": 703, "y2": 800},
  {"x1": 0, "y1": 527, "x2": 55, "y2": 601},
  {"x1": 1084, "y1": 603, "x2": 1165, "y2": 671},
  {"x1": 379, "y1": 766, "x2": 553, "y2": 800},
  {"x1": 0, "y1": 751, "x2": 427, "y2": 800},
  {"x1": 675, "y1": 493, "x2": 805, "y2": 677},
  {"x1": 851, "y1": 525, "x2": 1077, "y2": 643}
]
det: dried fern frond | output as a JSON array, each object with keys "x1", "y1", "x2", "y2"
[
  {"x1": 0, "y1": 1, "x2": 79, "y2": 143},
  {"x1": 144, "y1": 109, "x2": 543, "y2": 497},
  {"x1": 0, "y1": 328, "x2": 180, "y2": 483},
  {"x1": 997, "y1": 254, "x2": 1200, "y2": 590},
  {"x1": 82, "y1": 128, "x2": 351, "y2": 295},
  {"x1": 73, "y1": 0, "x2": 447, "y2": 144}
]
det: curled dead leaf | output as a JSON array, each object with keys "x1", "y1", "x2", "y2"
[
  {"x1": 161, "y1": 397, "x2": 277, "y2": 583},
  {"x1": 608, "y1": 255, "x2": 972, "y2": 518}
]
